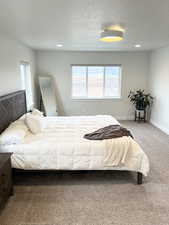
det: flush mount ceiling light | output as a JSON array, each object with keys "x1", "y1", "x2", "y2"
[{"x1": 99, "y1": 26, "x2": 124, "y2": 42}]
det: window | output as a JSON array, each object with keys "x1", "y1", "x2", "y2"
[
  {"x1": 20, "y1": 62, "x2": 33, "y2": 109},
  {"x1": 72, "y1": 65, "x2": 121, "y2": 99}
]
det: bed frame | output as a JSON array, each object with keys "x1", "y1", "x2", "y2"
[
  {"x1": 0, "y1": 91, "x2": 27, "y2": 133},
  {"x1": 0, "y1": 90, "x2": 143, "y2": 185}
]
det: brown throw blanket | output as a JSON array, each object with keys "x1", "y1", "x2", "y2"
[{"x1": 84, "y1": 125, "x2": 133, "y2": 140}]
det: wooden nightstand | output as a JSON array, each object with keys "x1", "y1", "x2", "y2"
[{"x1": 0, "y1": 153, "x2": 13, "y2": 212}]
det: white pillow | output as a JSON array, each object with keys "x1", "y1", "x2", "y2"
[
  {"x1": 25, "y1": 114, "x2": 45, "y2": 134},
  {"x1": 32, "y1": 109, "x2": 44, "y2": 117},
  {"x1": 18, "y1": 113, "x2": 31, "y2": 122},
  {"x1": 0, "y1": 120, "x2": 28, "y2": 145}
]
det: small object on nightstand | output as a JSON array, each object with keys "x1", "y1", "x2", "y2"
[
  {"x1": 0, "y1": 153, "x2": 13, "y2": 212},
  {"x1": 135, "y1": 109, "x2": 146, "y2": 122}
]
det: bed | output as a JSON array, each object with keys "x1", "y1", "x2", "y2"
[{"x1": 0, "y1": 91, "x2": 149, "y2": 184}]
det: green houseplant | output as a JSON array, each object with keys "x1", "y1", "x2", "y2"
[{"x1": 128, "y1": 89, "x2": 153, "y2": 110}]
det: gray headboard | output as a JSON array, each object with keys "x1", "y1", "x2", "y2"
[{"x1": 0, "y1": 90, "x2": 27, "y2": 133}]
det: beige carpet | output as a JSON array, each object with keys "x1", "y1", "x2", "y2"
[{"x1": 0, "y1": 121, "x2": 169, "y2": 225}]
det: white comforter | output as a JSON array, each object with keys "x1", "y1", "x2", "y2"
[{"x1": 1, "y1": 115, "x2": 149, "y2": 176}]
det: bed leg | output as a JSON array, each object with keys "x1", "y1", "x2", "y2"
[{"x1": 137, "y1": 172, "x2": 143, "y2": 185}]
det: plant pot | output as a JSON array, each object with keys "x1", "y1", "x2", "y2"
[{"x1": 136, "y1": 102, "x2": 147, "y2": 110}]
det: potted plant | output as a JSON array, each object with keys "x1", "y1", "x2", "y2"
[{"x1": 128, "y1": 89, "x2": 153, "y2": 110}]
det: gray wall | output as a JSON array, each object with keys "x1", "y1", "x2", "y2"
[
  {"x1": 36, "y1": 51, "x2": 150, "y2": 119},
  {"x1": 0, "y1": 33, "x2": 36, "y2": 105},
  {"x1": 149, "y1": 46, "x2": 169, "y2": 134}
]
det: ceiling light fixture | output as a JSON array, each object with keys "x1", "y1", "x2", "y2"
[
  {"x1": 56, "y1": 44, "x2": 63, "y2": 47},
  {"x1": 107, "y1": 25, "x2": 125, "y2": 33},
  {"x1": 135, "y1": 44, "x2": 141, "y2": 48},
  {"x1": 99, "y1": 26, "x2": 124, "y2": 42}
]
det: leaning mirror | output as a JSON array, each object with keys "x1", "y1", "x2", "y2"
[{"x1": 39, "y1": 76, "x2": 58, "y2": 116}]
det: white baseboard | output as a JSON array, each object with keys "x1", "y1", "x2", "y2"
[
  {"x1": 116, "y1": 116, "x2": 134, "y2": 121},
  {"x1": 150, "y1": 119, "x2": 169, "y2": 135}
]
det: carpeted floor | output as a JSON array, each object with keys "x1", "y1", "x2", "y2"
[{"x1": 0, "y1": 121, "x2": 169, "y2": 225}]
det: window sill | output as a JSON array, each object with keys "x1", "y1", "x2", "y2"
[{"x1": 71, "y1": 97, "x2": 122, "y2": 100}]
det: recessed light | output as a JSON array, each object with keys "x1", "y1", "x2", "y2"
[
  {"x1": 135, "y1": 44, "x2": 141, "y2": 48},
  {"x1": 56, "y1": 44, "x2": 63, "y2": 47}
]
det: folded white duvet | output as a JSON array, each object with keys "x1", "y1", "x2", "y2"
[
  {"x1": 104, "y1": 136, "x2": 149, "y2": 172},
  {"x1": 1, "y1": 115, "x2": 149, "y2": 176}
]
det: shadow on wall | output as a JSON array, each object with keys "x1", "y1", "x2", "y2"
[{"x1": 127, "y1": 104, "x2": 135, "y2": 120}]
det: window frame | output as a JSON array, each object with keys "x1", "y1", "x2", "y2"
[
  {"x1": 71, "y1": 64, "x2": 122, "y2": 100},
  {"x1": 20, "y1": 61, "x2": 34, "y2": 110}
]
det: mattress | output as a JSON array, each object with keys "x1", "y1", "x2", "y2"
[{"x1": 1, "y1": 115, "x2": 149, "y2": 176}]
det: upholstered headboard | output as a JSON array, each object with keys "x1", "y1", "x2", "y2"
[{"x1": 0, "y1": 90, "x2": 27, "y2": 133}]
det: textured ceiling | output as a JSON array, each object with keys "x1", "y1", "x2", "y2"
[{"x1": 0, "y1": 0, "x2": 169, "y2": 51}]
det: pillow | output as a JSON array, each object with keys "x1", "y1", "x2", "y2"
[
  {"x1": 25, "y1": 114, "x2": 45, "y2": 134},
  {"x1": 32, "y1": 109, "x2": 44, "y2": 117},
  {"x1": 0, "y1": 120, "x2": 28, "y2": 145},
  {"x1": 18, "y1": 113, "x2": 31, "y2": 122}
]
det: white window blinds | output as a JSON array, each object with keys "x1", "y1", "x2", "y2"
[{"x1": 72, "y1": 65, "x2": 121, "y2": 99}]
